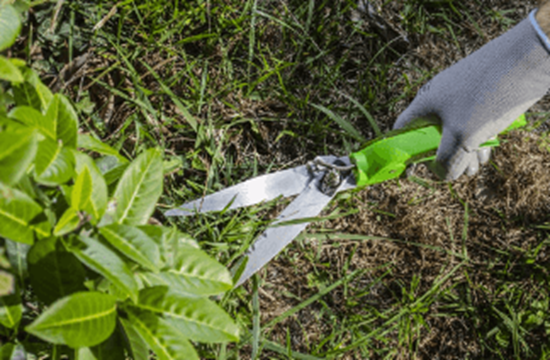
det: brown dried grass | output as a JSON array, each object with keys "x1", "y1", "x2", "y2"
[{"x1": 256, "y1": 131, "x2": 550, "y2": 359}]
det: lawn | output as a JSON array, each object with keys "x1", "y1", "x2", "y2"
[{"x1": 13, "y1": 0, "x2": 550, "y2": 358}]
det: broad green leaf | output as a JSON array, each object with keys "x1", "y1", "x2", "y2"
[
  {"x1": 53, "y1": 207, "x2": 80, "y2": 236},
  {"x1": 46, "y1": 94, "x2": 78, "y2": 148},
  {"x1": 74, "y1": 153, "x2": 108, "y2": 224},
  {"x1": 25, "y1": 292, "x2": 117, "y2": 348},
  {"x1": 136, "y1": 286, "x2": 239, "y2": 343},
  {"x1": 99, "y1": 224, "x2": 161, "y2": 272},
  {"x1": 6, "y1": 58, "x2": 25, "y2": 67},
  {"x1": 28, "y1": 237, "x2": 86, "y2": 305},
  {"x1": 140, "y1": 226, "x2": 198, "y2": 251},
  {"x1": 0, "y1": 185, "x2": 48, "y2": 244},
  {"x1": 72, "y1": 167, "x2": 92, "y2": 211},
  {"x1": 0, "y1": 300, "x2": 21, "y2": 334},
  {"x1": 0, "y1": 5, "x2": 21, "y2": 52},
  {"x1": 8, "y1": 105, "x2": 55, "y2": 139},
  {"x1": 0, "y1": 128, "x2": 38, "y2": 186},
  {"x1": 103, "y1": 162, "x2": 129, "y2": 187},
  {"x1": 119, "y1": 318, "x2": 149, "y2": 360},
  {"x1": 106, "y1": 278, "x2": 130, "y2": 302},
  {"x1": 19, "y1": 66, "x2": 40, "y2": 87},
  {"x1": 95, "y1": 156, "x2": 130, "y2": 190},
  {"x1": 108, "y1": 148, "x2": 163, "y2": 225},
  {"x1": 125, "y1": 308, "x2": 199, "y2": 360},
  {"x1": 5, "y1": 239, "x2": 30, "y2": 281},
  {"x1": 35, "y1": 139, "x2": 75, "y2": 186},
  {"x1": 70, "y1": 236, "x2": 138, "y2": 303},
  {"x1": 166, "y1": 229, "x2": 199, "y2": 249},
  {"x1": 96, "y1": 155, "x2": 123, "y2": 174},
  {"x1": 0, "y1": 271, "x2": 15, "y2": 297},
  {"x1": 78, "y1": 134, "x2": 128, "y2": 163},
  {"x1": 0, "y1": 247, "x2": 10, "y2": 268},
  {"x1": 0, "y1": 128, "x2": 36, "y2": 160},
  {"x1": 76, "y1": 325, "x2": 125, "y2": 360},
  {"x1": 35, "y1": 81, "x2": 53, "y2": 110},
  {"x1": 139, "y1": 248, "x2": 232, "y2": 297},
  {"x1": 12, "y1": 82, "x2": 41, "y2": 111},
  {"x1": 5, "y1": 1, "x2": 29, "y2": 14},
  {"x1": 138, "y1": 226, "x2": 198, "y2": 268},
  {"x1": 0, "y1": 343, "x2": 26, "y2": 360},
  {"x1": 34, "y1": 137, "x2": 60, "y2": 176},
  {"x1": 0, "y1": 291, "x2": 21, "y2": 329},
  {"x1": 14, "y1": 174, "x2": 36, "y2": 199},
  {"x1": 0, "y1": 56, "x2": 23, "y2": 83}
]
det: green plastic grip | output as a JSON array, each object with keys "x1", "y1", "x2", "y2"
[{"x1": 349, "y1": 114, "x2": 527, "y2": 187}]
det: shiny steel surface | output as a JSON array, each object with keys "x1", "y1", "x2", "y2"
[
  {"x1": 165, "y1": 156, "x2": 342, "y2": 217},
  {"x1": 234, "y1": 157, "x2": 356, "y2": 287},
  {"x1": 166, "y1": 155, "x2": 357, "y2": 288}
]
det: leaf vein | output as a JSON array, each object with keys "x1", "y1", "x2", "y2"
[
  {"x1": 137, "y1": 304, "x2": 226, "y2": 335},
  {"x1": 0, "y1": 207, "x2": 28, "y2": 227},
  {"x1": 118, "y1": 155, "x2": 156, "y2": 223},
  {"x1": 34, "y1": 305, "x2": 116, "y2": 329},
  {"x1": 133, "y1": 315, "x2": 174, "y2": 360}
]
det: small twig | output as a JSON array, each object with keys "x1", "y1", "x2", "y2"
[
  {"x1": 92, "y1": 4, "x2": 118, "y2": 31},
  {"x1": 139, "y1": 56, "x2": 178, "y2": 80},
  {"x1": 48, "y1": 0, "x2": 65, "y2": 34}
]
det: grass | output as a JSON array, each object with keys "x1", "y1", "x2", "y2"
[{"x1": 17, "y1": 0, "x2": 550, "y2": 358}]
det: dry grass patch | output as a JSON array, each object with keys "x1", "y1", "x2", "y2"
[{"x1": 255, "y1": 131, "x2": 550, "y2": 359}]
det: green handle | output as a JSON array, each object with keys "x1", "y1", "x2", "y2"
[{"x1": 349, "y1": 114, "x2": 527, "y2": 187}]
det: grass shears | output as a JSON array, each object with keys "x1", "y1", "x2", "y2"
[{"x1": 166, "y1": 115, "x2": 527, "y2": 287}]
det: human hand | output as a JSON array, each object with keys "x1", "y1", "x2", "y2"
[{"x1": 394, "y1": 10, "x2": 550, "y2": 180}]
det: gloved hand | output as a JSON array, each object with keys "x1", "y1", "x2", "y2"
[{"x1": 394, "y1": 10, "x2": 550, "y2": 180}]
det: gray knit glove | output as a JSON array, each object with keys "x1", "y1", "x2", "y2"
[{"x1": 394, "y1": 10, "x2": 550, "y2": 180}]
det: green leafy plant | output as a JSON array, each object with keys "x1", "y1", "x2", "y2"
[{"x1": 0, "y1": 4, "x2": 239, "y2": 358}]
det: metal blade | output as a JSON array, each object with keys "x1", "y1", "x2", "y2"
[
  {"x1": 165, "y1": 155, "x2": 341, "y2": 217},
  {"x1": 234, "y1": 162, "x2": 356, "y2": 287}
]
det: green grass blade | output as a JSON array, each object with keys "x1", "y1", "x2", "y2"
[
  {"x1": 263, "y1": 268, "x2": 364, "y2": 330},
  {"x1": 251, "y1": 275, "x2": 260, "y2": 360},
  {"x1": 338, "y1": 92, "x2": 382, "y2": 137},
  {"x1": 310, "y1": 103, "x2": 366, "y2": 142},
  {"x1": 139, "y1": 61, "x2": 199, "y2": 132}
]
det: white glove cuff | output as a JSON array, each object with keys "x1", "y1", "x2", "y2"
[{"x1": 530, "y1": 9, "x2": 550, "y2": 53}]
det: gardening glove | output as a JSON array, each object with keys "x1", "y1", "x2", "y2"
[{"x1": 393, "y1": 10, "x2": 550, "y2": 180}]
